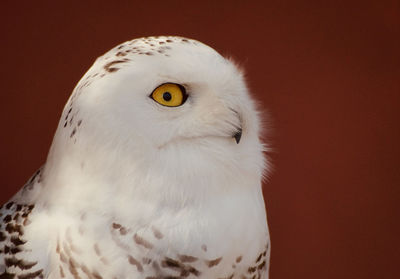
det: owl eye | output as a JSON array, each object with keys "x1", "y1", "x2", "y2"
[{"x1": 150, "y1": 83, "x2": 187, "y2": 107}]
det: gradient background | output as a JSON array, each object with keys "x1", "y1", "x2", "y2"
[{"x1": 1, "y1": 1, "x2": 399, "y2": 278}]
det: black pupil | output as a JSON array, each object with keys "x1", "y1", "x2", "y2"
[{"x1": 163, "y1": 92, "x2": 172, "y2": 101}]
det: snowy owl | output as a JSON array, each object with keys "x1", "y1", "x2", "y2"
[{"x1": 0, "y1": 36, "x2": 270, "y2": 279}]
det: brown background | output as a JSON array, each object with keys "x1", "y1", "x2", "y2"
[{"x1": 1, "y1": 1, "x2": 399, "y2": 278}]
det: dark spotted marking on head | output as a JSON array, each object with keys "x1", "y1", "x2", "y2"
[
  {"x1": 133, "y1": 233, "x2": 153, "y2": 249},
  {"x1": 258, "y1": 260, "x2": 266, "y2": 270},
  {"x1": 64, "y1": 107, "x2": 72, "y2": 124},
  {"x1": 104, "y1": 60, "x2": 129, "y2": 73},
  {"x1": 256, "y1": 253, "x2": 263, "y2": 263},
  {"x1": 128, "y1": 255, "x2": 143, "y2": 272},
  {"x1": 248, "y1": 266, "x2": 257, "y2": 274},
  {"x1": 28, "y1": 169, "x2": 41, "y2": 186},
  {"x1": 116, "y1": 51, "x2": 127, "y2": 57},
  {"x1": 206, "y1": 257, "x2": 222, "y2": 268},
  {"x1": 112, "y1": 223, "x2": 121, "y2": 229},
  {"x1": 112, "y1": 223, "x2": 128, "y2": 235},
  {"x1": 236, "y1": 256, "x2": 242, "y2": 263}
]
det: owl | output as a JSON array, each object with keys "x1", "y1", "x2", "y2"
[{"x1": 0, "y1": 36, "x2": 270, "y2": 279}]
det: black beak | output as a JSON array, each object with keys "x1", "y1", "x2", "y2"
[{"x1": 233, "y1": 128, "x2": 242, "y2": 144}]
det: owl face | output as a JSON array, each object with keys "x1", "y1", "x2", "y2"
[{"x1": 61, "y1": 37, "x2": 264, "y2": 175}]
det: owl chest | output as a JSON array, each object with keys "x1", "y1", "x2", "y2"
[{"x1": 50, "y1": 201, "x2": 269, "y2": 279}]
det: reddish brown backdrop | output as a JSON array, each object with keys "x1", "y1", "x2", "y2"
[{"x1": 1, "y1": 1, "x2": 399, "y2": 278}]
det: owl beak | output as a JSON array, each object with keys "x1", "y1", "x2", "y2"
[
  {"x1": 233, "y1": 128, "x2": 242, "y2": 144},
  {"x1": 230, "y1": 109, "x2": 242, "y2": 144}
]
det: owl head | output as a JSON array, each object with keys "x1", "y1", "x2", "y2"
[{"x1": 45, "y1": 36, "x2": 267, "y2": 202}]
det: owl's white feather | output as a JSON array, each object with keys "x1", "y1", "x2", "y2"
[{"x1": 1, "y1": 36, "x2": 270, "y2": 279}]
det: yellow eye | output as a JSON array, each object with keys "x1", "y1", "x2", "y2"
[{"x1": 150, "y1": 83, "x2": 187, "y2": 107}]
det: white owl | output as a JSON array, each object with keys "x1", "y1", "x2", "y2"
[{"x1": 0, "y1": 36, "x2": 270, "y2": 279}]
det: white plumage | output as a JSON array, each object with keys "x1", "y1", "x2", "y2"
[{"x1": 0, "y1": 36, "x2": 270, "y2": 279}]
